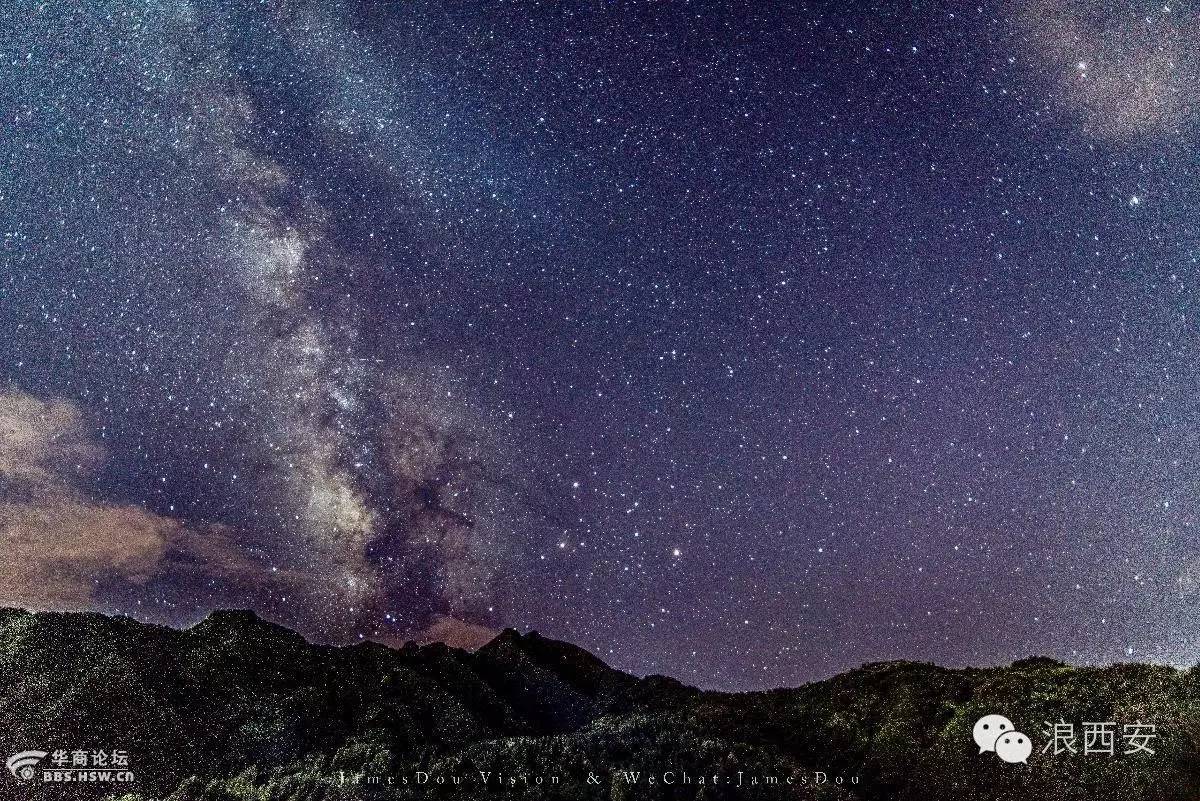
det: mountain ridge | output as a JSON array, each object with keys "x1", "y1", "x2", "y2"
[{"x1": 0, "y1": 607, "x2": 1194, "y2": 800}]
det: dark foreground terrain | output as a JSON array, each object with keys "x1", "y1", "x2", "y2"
[{"x1": 0, "y1": 608, "x2": 1195, "y2": 800}]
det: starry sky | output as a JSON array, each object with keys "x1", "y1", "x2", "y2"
[{"x1": 2, "y1": 0, "x2": 1199, "y2": 690}]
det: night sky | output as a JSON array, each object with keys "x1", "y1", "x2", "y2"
[{"x1": 2, "y1": 1, "x2": 1198, "y2": 690}]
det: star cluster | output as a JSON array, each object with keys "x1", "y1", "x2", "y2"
[{"x1": 2, "y1": 0, "x2": 1199, "y2": 689}]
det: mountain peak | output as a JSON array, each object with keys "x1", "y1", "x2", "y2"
[
  {"x1": 187, "y1": 609, "x2": 305, "y2": 642},
  {"x1": 198, "y1": 609, "x2": 263, "y2": 625}
]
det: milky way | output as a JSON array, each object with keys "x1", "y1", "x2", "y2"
[{"x1": 2, "y1": 1, "x2": 1200, "y2": 689}]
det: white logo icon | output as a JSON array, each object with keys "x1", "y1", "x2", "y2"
[
  {"x1": 973, "y1": 714, "x2": 1031, "y2": 764},
  {"x1": 995, "y1": 732, "x2": 1033, "y2": 764},
  {"x1": 972, "y1": 714, "x2": 1014, "y2": 752},
  {"x1": 6, "y1": 751, "x2": 47, "y2": 781}
]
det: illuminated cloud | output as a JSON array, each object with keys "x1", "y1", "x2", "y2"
[
  {"x1": 0, "y1": 500, "x2": 177, "y2": 609},
  {"x1": 0, "y1": 391, "x2": 102, "y2": 487},
  {"x1": 1019, "y1": 1, "x2": 1200, "y2": 142},
  {"x1": 410, "y1": 614, "x2": 500, "y2": 651},
  {"x1": 0, "y1": 391, "x2": 180, "y2": 609}
]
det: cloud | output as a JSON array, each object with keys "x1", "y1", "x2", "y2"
[
  {"x1": 371, "y1": 614, "x2": 500, "y2": 652},
  {"x1": 0, "y1": 390, "x2": 192, "y2": 610},
  {"x1": 1019, "y1": 1, "x2": 1200, "y2": 142},
  {"x1": 0, "y1": 500, "x2": 176, "y2": 608},
  {"x1": 0, "y1": 391, "x2": 102, "y2": 488},
  {"x1": 410, "y1": 614, "x2": 500, "y2": 651}
]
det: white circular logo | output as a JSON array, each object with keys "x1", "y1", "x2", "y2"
[{"x1": 972, "y1": 714, "x2": 1014, "y2": 753}]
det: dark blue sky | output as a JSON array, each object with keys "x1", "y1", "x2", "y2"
[{"x1": 1, "y1": 0, "x2": 1197, "y2": 689}]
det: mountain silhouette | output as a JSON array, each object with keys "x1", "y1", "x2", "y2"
[{"x1": 0, "y1": 608, "x2": 1193, "y2": 799}]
